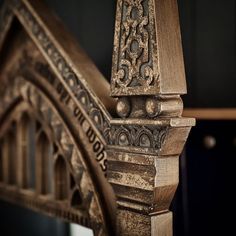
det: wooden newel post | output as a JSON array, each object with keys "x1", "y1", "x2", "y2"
[
  {"x1": 107, "y1": 0, "x2": 195, "y2": 235},
  {"x1": 0, "y1": 0, "x2": 195, "y2": 235}
]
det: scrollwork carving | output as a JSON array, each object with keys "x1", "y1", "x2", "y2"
[{"x1": 111, "y1": 0, "x2": 159, "y2": 96}]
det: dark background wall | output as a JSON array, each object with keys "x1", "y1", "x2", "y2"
[
  {"x1": 1, "y1": 0, "x2": 235, "y2": 106},
  {"x1": 0, "y1": 201, "x2": 68, "y2": 236},
  {"x1": 179, "y1": 0, "x2": 236, "y2": 107},
  {"x1": 43, "y1": 0, "x2": 236, "y2": 108}
]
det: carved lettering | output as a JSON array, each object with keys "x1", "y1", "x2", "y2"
[
  {"x1": 56, "y1": 82, "x2": 71, "y2": 105},
  {"x1": 96, "y1": 147, "x2": 105, "y2": 162},
  {"x1": 100, "y1": 159, "x2": 107, "y2": 172},
  {"x1": 86, "y1": 127, "x2": 106, "y2": 171},
  {"x1": 86, "y1": 126, "x2": 96, "y2": 143},
  {"x1": 73, "y1": 107, "x2": 85, "y2": 126},
  {"x1": 93, "y1": 141, "x2": 101, "y2": 153}
]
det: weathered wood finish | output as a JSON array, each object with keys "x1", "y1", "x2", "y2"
[
  {"x1": 108, "y1": 1, "x2": 194, "y2": 234},
  {"x1": 0, "y1": 0, "x2": 194, "y2": 235}
]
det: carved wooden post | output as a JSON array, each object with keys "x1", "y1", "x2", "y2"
[{"x1": 108, "y1": 0, "x2": 195, "y2": 235}]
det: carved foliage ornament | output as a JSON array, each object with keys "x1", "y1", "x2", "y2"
[{"x1": 108, "y1": 125, "x2": 167, "y2": 150}]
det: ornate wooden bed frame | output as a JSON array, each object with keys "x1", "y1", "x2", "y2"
[{"x1": 0, "y1": 0, "x2": 195, "y2": 235}]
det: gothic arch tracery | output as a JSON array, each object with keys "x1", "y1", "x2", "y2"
[{"x1": 0, "y1": 77, "x2": 109, "y2": 235}]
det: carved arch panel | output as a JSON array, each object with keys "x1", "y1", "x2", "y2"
[{"x1": 0, "y1": 78, "x2": 112, "y2": 235}]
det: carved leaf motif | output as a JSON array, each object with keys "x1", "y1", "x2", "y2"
[
  {"x1": 108, "y1": 124, "x2": 167, "y2": 150},
  {"x1": 135, "y1": 126, "x2": 153, "y2": 147}
]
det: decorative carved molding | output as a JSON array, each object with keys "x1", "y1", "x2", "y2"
[
  {"x1": 19, "y1": 47, "x2": 109, "y2": 172},
  {"x1": 107, "y1": 124, "x2": 167, "y2": 150}
]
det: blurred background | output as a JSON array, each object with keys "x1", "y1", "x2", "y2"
[{"x1": 0, "y1": 0, "x2": 235, "y2": 235}]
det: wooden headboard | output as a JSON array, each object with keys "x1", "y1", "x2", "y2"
[{"x1": 0, "y1": 0, "x2": 194, "y2": 235}]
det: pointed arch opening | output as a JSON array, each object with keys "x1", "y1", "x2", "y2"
[
  {"x1": 0, "y1": 140, "x2": 3, "y2": 182},
  {"x1": 19, "y1": 113, "x2": 31, "y2": 188},
  {"x1": 8, "y1": 122, "x2": 17, "y2": 185},
  {"x1": 36, "y1": 131, "x2": 53, "y2": 195},
  {"x1": 70, "y1": 174, "x2": 76, "y2": 189},
  {"x1": 1, "y1": 135, "x2": 8, "y2": 183},
  {"x1": 71, "y1": 189, "x2": 82, "y2": 208},
  {"x1": 1, "y1": 123, "x2": 17, "y2": 185},
  {"x1": 28, "y1": 118, "x2": 36, "y2": 189},
  {"x1": 54, "y1": 154, "x2": 68, "y2": 200}
]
